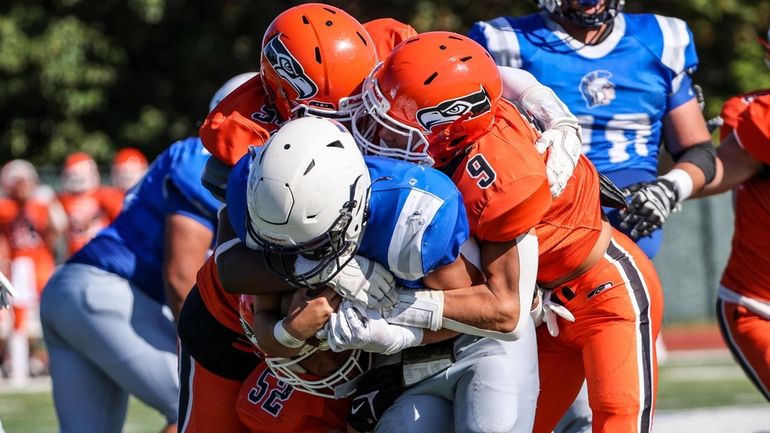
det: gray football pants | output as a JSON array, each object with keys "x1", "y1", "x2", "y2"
[
  {"x1": 375, "y1": 317, "x2": 539, "y2": 433},
  {"x1": 40, "y1": 264, "x2": 179, "y2": 433}
]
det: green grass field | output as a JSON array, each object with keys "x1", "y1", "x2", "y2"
[{"x1": 0, "y1": 351, "x2": 765, "y2": 432}]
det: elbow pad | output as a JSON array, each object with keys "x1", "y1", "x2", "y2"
[{"x1": 671, "y1": 141, "x2": 717, "y2": 183}]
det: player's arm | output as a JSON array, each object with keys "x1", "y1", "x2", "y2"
[
  {"x1": 691, "y1": 133, "x2": 763, "y2": 198},
  {"x1": 251, "y1": 287, "x2": 339, "y2": 358},
  {"x1": 215, "y1": 207, "x2": 296, "y2": 295},
  {"x1": 163, "y1": 214, "x2": 214, "y2": 321}
]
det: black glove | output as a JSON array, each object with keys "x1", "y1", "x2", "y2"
[
  {"x1": 347, "y1": 364, "x2": 404, "y2": 432},
  {"x1": 598, "y1": 172, "x2": 627, "y2": 210},
  {"x1": 619, "y1": 177, "x2": 681, "y2": 240}
]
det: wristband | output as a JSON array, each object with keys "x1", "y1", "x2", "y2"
[
  {"x1": 273, "y1": 319, "x2": 306, "y2": 348},
  {"x1": 660, "y1": 168, "x2": 693, "y2": 202}
]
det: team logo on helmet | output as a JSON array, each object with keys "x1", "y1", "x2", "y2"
[
  {"x1": 263, "y1": 33, "x2": 319, "y2": 100},
  {"x1": 251, "y1": 104, "x2": 278, "y2": 123},
  {"x1": 579, "y1": 70, "x2": 616, "y2": 108},
  {"x1": 415, "y1": 87, "x2": 492, "y2": 131}
]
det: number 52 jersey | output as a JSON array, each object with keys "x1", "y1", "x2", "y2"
[{"x1": 470, "y1": 12, "x2": 699, "y2": 176}]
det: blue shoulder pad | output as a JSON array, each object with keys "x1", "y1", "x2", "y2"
[
  {"x1": 165, "y1": 137, "x2": 219, "y2": 221},
  {"x1": 626, "y1": 14, "x2": 699, "y2": 75}
]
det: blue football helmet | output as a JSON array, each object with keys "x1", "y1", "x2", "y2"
[{"x1": 537, "y1": 0, "x2": 625, "y2": 28}]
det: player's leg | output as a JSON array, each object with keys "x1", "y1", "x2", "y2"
[
  {"x1": 581, "y1": 235, "x2": 663, "y2": 433},
  {"x1": 452, "y1": 322, "x2": 539, "y2": 433},
  {"x1": 41, "y1": 266, "x2": 129, "y2": 433},
  {"x1": 532, "y1": 327, "x2": 585, "y2": 433},
  {"x1": 177, "y1": 286, "x2": 259, "y2": 432},
  {"x1": 178, "y1": 346, "x2": 252, "y2": 433},
  {"x1": 40, "y1": 264, "x2": 179, "y2": 426},
  {"x1": 717, "y1": 298, "x2": 770, "y2": 401},
  {"x1": 375, "y1": 394, "x2": 455, "y2": 433},
  {"x1": 554, "y1": 382, "x2": 592, "y2": 433}
]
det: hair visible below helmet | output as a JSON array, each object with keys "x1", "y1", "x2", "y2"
[
  {"x1": 61, "y1": 152, "x2": 100, "y2": 194},
  {"x1": 353, "y1": 31, "x2": 502, "y2": 167},
  {"x1": 0, "y1": 159, "x2": 39, "y2": 194},
  {"x1": 537, "y1": 0, "x2": 625, "y2": 28},
  {"x1": 111, "y1": 148, "x2": 148, "y2": 191},
  {"x1": 209, "y1": 72, "x2": 258, "y2": 113},
  {"x1": 259, "y1": 3, "x2": 377, "y2": 122},
  {"x1": 245, "y1": 116, "x2": 371, "y2": 286},
  {"x1": 237, "y1": 294, "x2": 366, "y2": 399}
]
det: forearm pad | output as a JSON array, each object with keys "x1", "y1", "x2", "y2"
[{"x1": 671, "y1": 141, "x2": 717, "y2": 183}]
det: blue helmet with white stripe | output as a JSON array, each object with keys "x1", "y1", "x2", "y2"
[{"x1": 537, "y1": 0, "x2": 625, "y2": 28}]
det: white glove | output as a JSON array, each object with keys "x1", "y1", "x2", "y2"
[
  {"x1": 381, "y1": 288, "x2": 444, "y2": 332},
  {"x1": 536, "y1": 124, "x2": 581, "y2": 197},
  {"x1": 0, "y1": 271, "x2": 16, "y2": 310},
  {"x1": 324, "y1": 301, "x2": 423, "y2": 355},
  {"x1": 294, "y1": 255, "x2": 397, "y2": 308},
  {"x1": 541, "y1": 289, "x2": 575, "y2": 337}
]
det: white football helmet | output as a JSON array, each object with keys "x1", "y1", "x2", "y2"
[
  {"x1": 208, "y1": 72, "x2": 258, "y2": 113},
  {"x1": 238, "y1": 294, "x2": 367, "y2": 399},
  {"x1": 245, "y1": 116, "x2": 371, "y2": 286}
]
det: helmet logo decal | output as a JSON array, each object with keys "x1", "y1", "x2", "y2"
[
  {"x1": 579, "y1": 70, "x2": 616, "y2": 108},
  {"x1": 415, "y1": 86, "x2": 491, "y2": 131},
  {"x1": 263, "y1": 33, "x2": 319, "y2": 100}
]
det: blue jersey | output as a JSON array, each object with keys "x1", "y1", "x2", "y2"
[
  {"x1": 69, "y1": 137, "x2": 219, "y2": 303},
  {"x1": 470, "y1": 12, "x2": 699, "y2": 176},
  {"x1": 226, "y1": 152, "x2": 469, "y2": 287}
]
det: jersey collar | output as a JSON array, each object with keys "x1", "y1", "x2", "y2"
[{"x1": 541, "y1": 11, "x2": 626, "y2": 59}]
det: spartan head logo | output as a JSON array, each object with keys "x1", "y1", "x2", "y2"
[
  {"x1": 579, "y1": 70, "x2": 616, "y2": 108},
  {"x1": 416, "y1": 87, "x2": 492, "y2": 131},
  {"x1": 263, "y1": 33, "x2": 318, "y2": 100}
]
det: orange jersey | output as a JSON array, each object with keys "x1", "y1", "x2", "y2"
[
  {"x1": 721, "y1": 93, "x2": 770, "y2": 301},
  {"x1": 58, "y1": 187, "x2": 124, "y2": 255},
  {"x1": 0, "y1": 198, "x2": 55, "y2": 292},
  {"x1": 363, "y1": 18, "x2": 418, "y2": 61},
  {"x1": 719, "y1": 89, "x2": 770, "y2": 141},
  {"x1": 536, "y1": 156, "x2": 604, "y2": 283},
  {"x1": 195, "y1": 255, "x2": 244, "y2": 334},
  {"x1": 450, "y1": 100, "x2": 551, "y2": 243}
]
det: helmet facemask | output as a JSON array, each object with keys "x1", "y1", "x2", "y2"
[
  {"x1": 539, "y1": 0, "x2": 625, "y2": 28},
  {"x1": 353, "y1": 72, "x2": 434, "y2": 166}
]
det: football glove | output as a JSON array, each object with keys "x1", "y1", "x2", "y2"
[
  {"x1": 295, "y1": 255, "x2": 397, "y2": 309},
  {"x1": 324, "y1": 301, "x2": 423, "y2": 355},
  {"x1": 619, "y1": 177, "x2": 681, "y2": 240},
  {"x1": 536, "y1": 124, "x2": 582, "y2": 198}
]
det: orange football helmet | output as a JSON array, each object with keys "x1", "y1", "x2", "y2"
[
  {"x1": 61, "y1": 152, "x2": 100, "y2": 193},
  {"x1": 260, "y1": 3, "x2": 378, "y2": 122},
  {"x1": 111, "y1": 147, "x2": 148, "y2": 191},
  {"x1": 353, "y1": 31, "x2": 503, "y2": 167}
]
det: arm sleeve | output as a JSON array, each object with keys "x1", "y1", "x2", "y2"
[
  {"x1": 165, "y1": 182, "x2": 216, "y2": 233},
  {"x1": 734, "y1": 95, "x2": 770, "y2": 165},
  {"x1": 475, "y1": 175, "x2": 551, "y2": 243},
  {"x1": 199, "y1": 80, "x2": 271, "y2": 166}
]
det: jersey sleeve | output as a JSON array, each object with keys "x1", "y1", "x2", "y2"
[
  {"x1": 734, "y1": 95, "x2": 770, "y2": 165},
  {"x1": 719, "y1": 94, "x2": 749, "y2": 141},
  {"x1": 199, "y1": 78, "x2": 272, "y2": 166},
  {"x1": 165, "y1": 141, "x2": 219, "y2": 223},
  {"x1": 468, "y1": 17, "x2": 524, "y2": 68},
  {"x1": 97, "y1": 187, "x2": 125, "y2": 220},
  {"x1": 165, "y1": 182, "x2": 216, "y2": 232},
  {"x1": 652, "y1": 15, "x2": 699, "y2": 110},
  {"x1": 475, "y1": 175, "x2": 551, "y2": 242},
  {"x1": 419, "y1": 192, "x2": 469, "y2": 278},
  {"x1": 363, "y1": 18, "x2": 417, "y2": 60}
]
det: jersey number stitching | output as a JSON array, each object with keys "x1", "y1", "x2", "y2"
[
  {"x1": 466, "y1": 154, "x2": 497, "y2": 189},
  {"x1": 247, "y1": 368, "x2": 294, "y2": 417}
]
